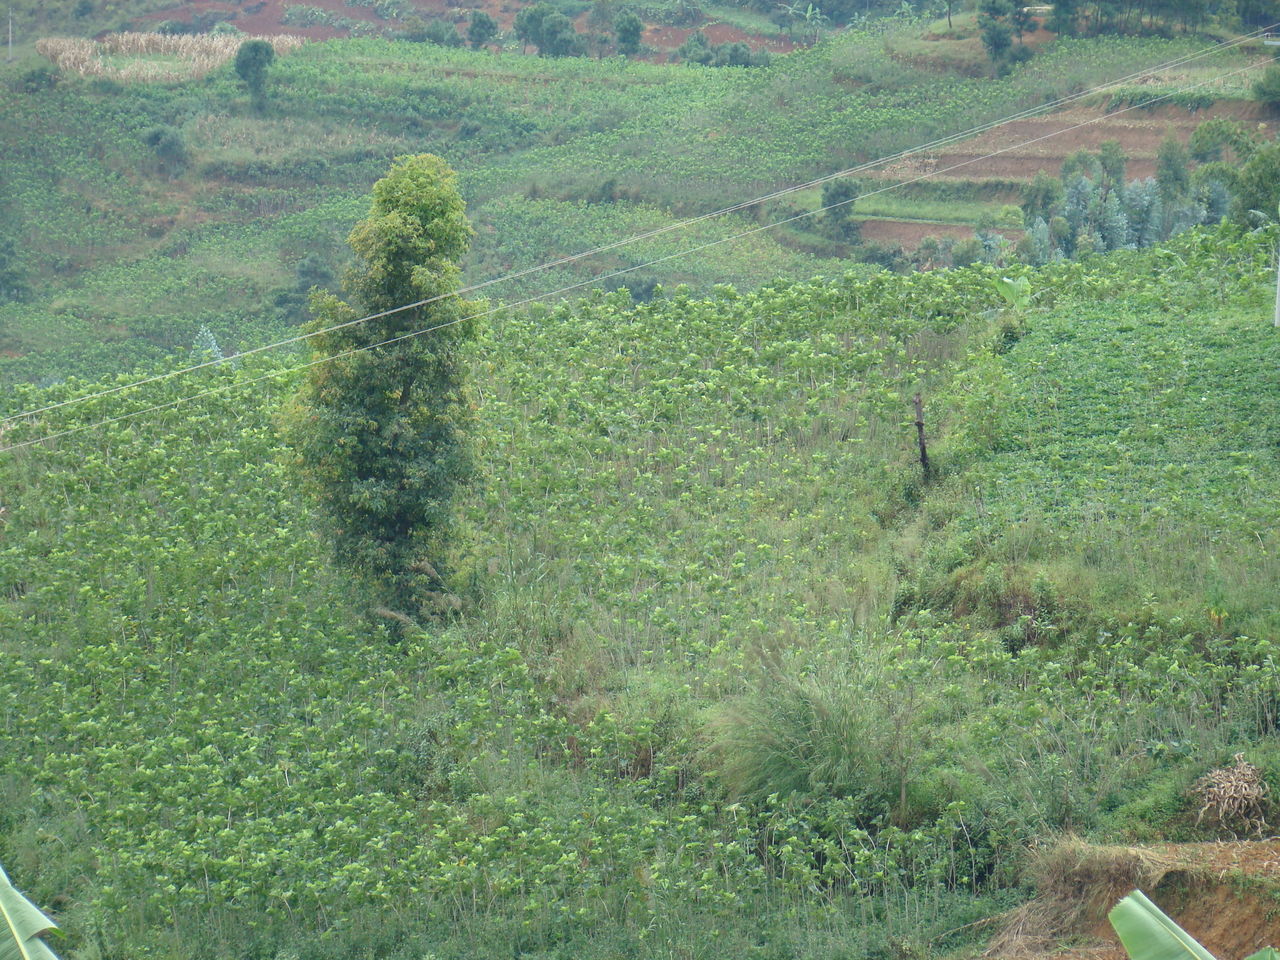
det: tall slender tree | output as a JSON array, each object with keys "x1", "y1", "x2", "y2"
[
  {"x1": 287, "y1": 155, "x2": 477, "y2": 623},
  {"x1": 234, "y1": 39, "x2": 275, "y2": 112}
]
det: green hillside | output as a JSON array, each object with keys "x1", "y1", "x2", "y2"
[
  {"x1": 3, "y1": 221, "x2": 1279, "y2": 958},
  {"x1": 0, "y1": 27, "x2": 1252, "y2": 385}
]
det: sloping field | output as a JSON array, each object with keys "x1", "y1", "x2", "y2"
[{"x1": 870, "y1": 100, "x2": 1266, "y2": 184}]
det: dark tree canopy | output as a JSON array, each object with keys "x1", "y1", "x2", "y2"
[
  {"x1": 468, "y1": 10, "x2": 499, "y2": 48},
  {"x1": 286, "y1": 154, "x2": 478, "y2": 622},
  {"x1": 615, "y1": 9, "x2": 643, "y2": 55},
  {"x1": 821, "y1": 178, "x2": 861, "y2": 243},
  {"x1": 234, "y1": 39, "x2": 275, "y2": 111},
  {"x1": 514, "y1": 4, "x2": 586, "y2": 56},
  {"x1": 1230, "y1": 142, "x2": 1280, "y2": 226}
]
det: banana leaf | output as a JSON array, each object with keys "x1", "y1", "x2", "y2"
[
  {"x1": 1108, "y1": 890, "x2": 1217, "y2": 960},
  {"x1": 0, "y1": 865, "x2": 60, "y2": 960}
]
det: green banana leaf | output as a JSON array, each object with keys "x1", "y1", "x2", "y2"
[
  {"x1": 993, "y1": 275, "x2": 1032, "y2": 311},
  {"x1": 0, "y1": 864, "x2": 60, "y2": 960},
  {"x1": 1108, "y1": 890, "x2": 1217, "y2": 960},
  {"x1": 1246, "y1": 950, "x2": 1280, "y2": 960}
]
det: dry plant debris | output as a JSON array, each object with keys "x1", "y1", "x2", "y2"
[
  {"x1": 1192, "y1": 753, "x2": 1271, "y2": 837},
  {"x1": 35, "y1": 33, "x2": 305, "y2": 82}
]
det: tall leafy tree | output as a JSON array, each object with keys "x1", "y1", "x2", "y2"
[
  {"x1": 468, "y1": 10, "x2": 499, "y2": 49},
  {"x1": 1098, "y1": 139, "x2": 1127, "y2": 193},
  {"x1": 287, "y1": 155, "x2": 477, "y2": 621},
  {"x1": 1047, "y1": 0, "x2": 1079, "y2": 34},
  {"x1": 515, "y1": 3, "x2": 585, "y2": 56},
  {"x1": 821, "y1": 178, "x2": 861, "y2": 242},
  {"x1": 1230, "y1": 142, "x2": 1280, "y2": 226},
  {"x1": 1021, "y1": 170, "x2": 1063, "y2": 224},
  {"x1": 1155, "y1": 134, "x2": 1190, "y2": 205},
  {"x1": 978, "y1": 0, "x2": 1014, "y2": 68},
  {"x1": 615, "y1": 9, "x2": 643, "y2": 54},
  {"x1": 234, "y1": 38, "x2": 275, "y2": 112}
]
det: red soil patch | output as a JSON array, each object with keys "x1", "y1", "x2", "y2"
[
  {"x1": 702, "y1": 22, "x2": 796, "y2": 52},
  {"x1": 868, "y1": 100, "x2": 1268, "y2": 184},
  {"x1": 859, "y1": 218, "x2": 975, "y2": 247},
  {"x1": 135, "y1": 0, "x2": 793, "y2": 52},
  {"x1": 990, "y1": 841, "x2": 1280, "y2": 960},
  {"x1": 138, "y1": 0, "x2": 388, "y2": 38},
  {"x1": 642, "y1": 19, "x2": 795, "y2": 56}
]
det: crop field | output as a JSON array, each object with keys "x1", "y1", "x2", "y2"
[
  {"x1": 2, "y1": 220, "x2": 1279, "y2": 959},
  {"x1": 3, "y1": 0, "x2": 1280, "y2": 954},
  {"x1": 0, "y1": 24, "x2": 1258, "y2": 385}
]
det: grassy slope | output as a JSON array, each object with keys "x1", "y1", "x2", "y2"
[
  {"x1": 0, "y1": 28, "x2": 1246, "y2": 384},
  {"x1": 2, "y1": 223, "x2": 1279, "y2": 958}
]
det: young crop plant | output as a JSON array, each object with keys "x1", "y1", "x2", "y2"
[{"x1": 286, "y1": 154, "x2": 477, "y2": 625}]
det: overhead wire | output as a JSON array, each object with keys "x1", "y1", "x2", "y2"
[
  {"x1": 0, "y1": 23, "x2": 1271, "y2": 428},
  {"x1": 2, "y1": 53, "x2": 1271, "y2": 456}
]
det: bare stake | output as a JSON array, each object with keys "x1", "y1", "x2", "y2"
[{"x1": 913, "y1": 392, "x2": 932, "y2": 483}]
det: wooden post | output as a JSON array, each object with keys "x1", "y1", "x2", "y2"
[
  {"x1": 1274, "y1": 240, "x2": 1280, "y2": 328},
  {"x1": 913, "y1": 393, "x2": 932, "y2": 482}
]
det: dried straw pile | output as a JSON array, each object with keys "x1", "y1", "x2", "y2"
[
  {"x1": 1192, "y1": 753, "x2": 1271, "y2": 837},
  {"x1": 35, "y1": 33, "x2": 305, "y2": 82}
]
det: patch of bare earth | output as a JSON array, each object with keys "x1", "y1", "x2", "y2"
[
  {"x1": 859, "y1": 218, "x2": 977, "y2": 246},
  {"x1": 986, "y1": 838, "x2": 1280, "y2": 960},
  {"x1": 868, "y1": 100, "x2": 1270, "y2": 184},
  {"x1": 136, "y1": 0, "x2": 793, "y2": 53}
]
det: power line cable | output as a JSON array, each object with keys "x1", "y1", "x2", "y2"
[
  {"x1": 0, "y1": 24, "x2": 1270, "y2": 428},
  {"x1": 2, "y1": 56, "x2": 1269, "y2": 456}
]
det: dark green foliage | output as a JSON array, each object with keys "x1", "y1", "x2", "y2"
[
  {"x1": 1188, "y1": 117, "x2": 1256, "y2": 164},
  {"x1": 1047, "y1": 0, "x2": 1080, "y2": 34},
  {"x1": 419, "y1": 18, "x2": 465, "y2": 46},
  {"x1": 286, "y1": 154, "x2": 476, "y2": 619},
  {"x1": 142, "y1": 125, "x2": 188, "y2": 176},
  {"x1": 1061, "y1": 147, "x2": 1102, "y2": 182},
  {"x1": 676, "y1": 29, "x2": 713, "y2": 63},
  {"x1": 514, "y1": 4, "x2": 585, "y2": 56},
  {"x1": 1230, "y1": 142, "x2": 1280, "y2": 225},
  {"x1": 1239, "y1": 0, "x2": 1280, "y2": 27},
  {"x1": 677, "y1": 30, "x2": 768, "y2": 66},
  {"x1": 1021, "y1": 171, "x2": 1063, "y2": 224},
  {"x1": 1010, "y1": 4, "x2": 1034, "y2": 40},
  {"x1": 1252, "y1": 63, "x2": 1280, "y2": 108},
  {"x1": 16, "y1": 65, "x2": 58, "y2": 94},
  {"x1": 467, "y1": 10, "x2": 498, "y2": 49},
  {"x1": 273, "y1": 254, "x2": 336, "y2": 322},
  {"x1": 1155, "y1": 134, "x2": 1190, "y2": 204},
  {"x1": 234, "y1": 39, "x2": 275, "y2": 112},
  {"x1": 820, "y1": 177, "x2": 861, "y2": 242},
  {"x1": 615, "y1": 9, "x2": 643, "y2": 54},
  {"x1": 979, "y1": 16, "x2": 1013, "y2": 68},
  {"x1": 1098, "y1": 139, "x2": 1127, "y2": 191},
  {"x1": 0, "y1": 235, "x2": 26, "y2": 301}
]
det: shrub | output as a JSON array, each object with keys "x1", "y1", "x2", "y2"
[{"x1": 1253, "y1": 63, "x2": 1280, "y2": 108}]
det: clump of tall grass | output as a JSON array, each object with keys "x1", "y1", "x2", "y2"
[
  {"x1": 703, "y1": 638, "x2": 978, "y2": 828},
  {"x1": 36, "y1": 33, "x2": 305, "y2": 82}
]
